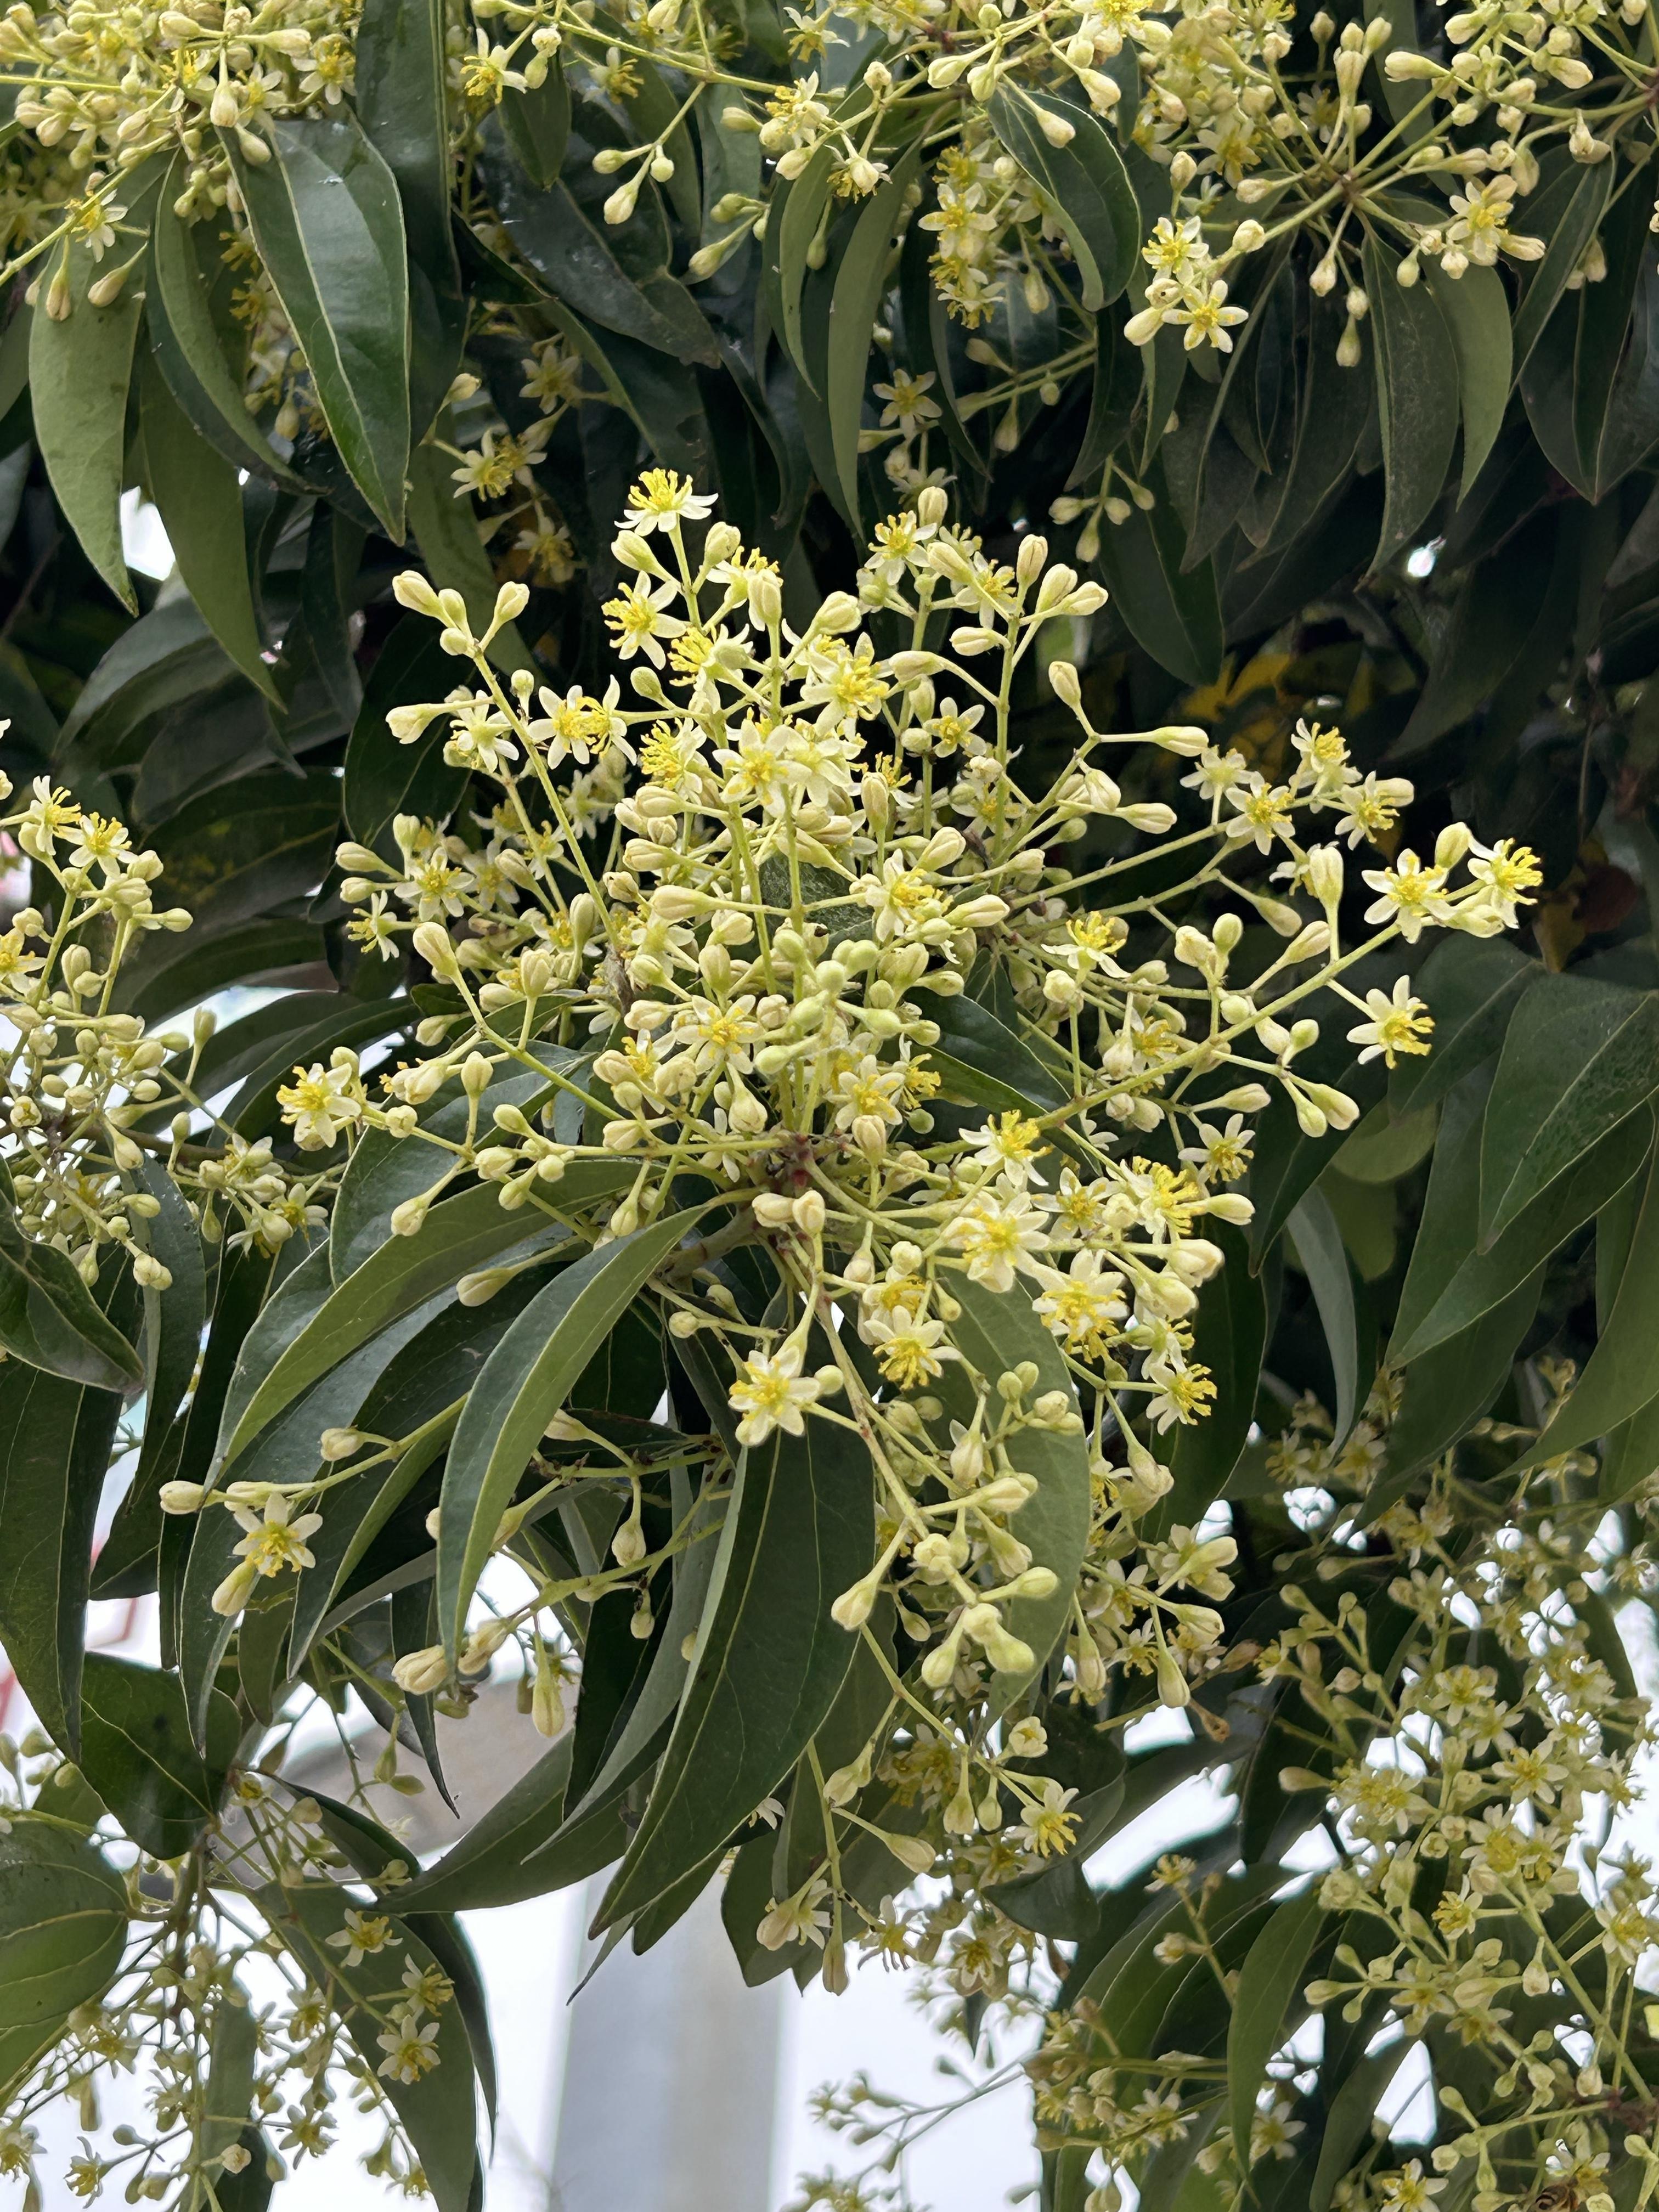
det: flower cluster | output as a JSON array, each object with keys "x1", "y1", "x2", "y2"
[
  {"x1": 0, "y1": 751, "x2": 326, "y2": 1285},
  {"x1": 180, "y1": 468, "x2": 1522, "y2": 1978}
]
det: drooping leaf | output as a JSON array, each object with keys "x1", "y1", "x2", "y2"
[
  {"x1": 1515, "y1": 1149, "x2": 1659, "y2": 1470},
  {"x1": 0, "y1": 1202, "x2": 142, "y2": 1391},
  {"x1": 1310, "y1": 2045, "x2": 1408, "y2": 2212},
  {"x1": 404, "y1": 438, "x2": 532, "y2": 672},
  {"x1": 594, "y1": 1385, "x2": 871, "y2": 1928},
  {"x1": 1362, "y1": 232, "x2": 1459, "y2": 565},
  {"x1": 255, "y1": 1880, "x2": 479, "y2": 2212},
  {"x1": 0, "y1": 1823, "x2": 128, "y2": 2099},
  {"x1": 825, "y1": 144, "x2": 923, "y2": 522},
  {"x1": 436, "y1": 1208, "x2": 697, "y2": 1653},
  {"x1": 77, "y1": 1656, "x2": 240, "y2": 1858},
  {"x1": 1288, "y1": 1190, "x2": 1363, "y2": 1442},
  {"x1": 29, "y1": 233, "x2": 144, "y2": 610},
  {"x1": 137, "y1": 350, "x2": 274, "y2": 698},
  {"x1": 1093, "y1": 459, "x2": 1224, "y2": 685},
  {"x1": 0, "y1": 1279, "x2": 134, "y2": 1754},
  {"x1": 342, "y1": 615, "x2": 472, "y2": 849},
  {"x1": 1155, "y1": 1221, "x2": 1267, "y2": 1535},
  {"x1": 988, "y1": 86, "x2": 1137, "y2": 315},
  {"x1": 1423, "y1": 261, "x2": 1510, "y2": 502},
  {"x1": 1228, "y1": 1886, "x2": 1325, "y2": 2176},
  {"x1": 226, "y1": 113, "x2": 411, "y2": 538}
]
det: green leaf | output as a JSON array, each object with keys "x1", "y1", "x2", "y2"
[
  {"x1": 147, "y1": 189, "x2": 303, "y2": 492},
  {"x1": 1311, "y1": 2045, "x2": 1408, "y2": 2212},
  {"x1": 500, "y1": 56, "x2": 571, "y2": 189},
  {"x1": 1509, "y1": 154, "x2": 1612, "y2": 381},
  {"x1": 330, "y1": 1068, "x2": 556, "y2": 1281},
  {"x1": 0, "y1": 1311, "x2": 132, "y2": 1754},
  {"x1": 1155, "y1": 1221, "x2": 1267, "y2": 1540},
  {"x1": 0, "y1": 1205, "x2": 142, "y2": 1390},
  {"x1": 936, "y1": 1274, "x2": 1092, "y2": 1709},
  {"x1": 92, "y1": 1160, "x2": 208, "y2": 1599},
  {"x1": 1392, "y1": 1100, "x2": 1650, "y2": 1364},
  {"x1": 1390, "y1": 520, "x2": 1558, "y2": 757},
  {"x1": 988, "y1": 86, "x2": 1137, "y2": 314},
  {"x1": 1093, "y1": 458, "x2": 1224, "y2": 685},
  {"x1": 1288, "y1": 1191, "x2": 1362, "y2": 1442},
  {"x1": 1516, "y1": 1149, "x2": 1659, "y2": 1470},
  {"x1": 774, "y1": 143, "x2": 837, "y2": 390},
  {"x1": 226, "y1": 114, "x2": 410, "y2": 538},
  {"x1": 29, "y1": 233, "x2": 143, "y2": 610},
  {"x1": 354, "y1": 0, "x2": 451, "y2": 255},
  {"x1": 77, "y1": 1656, "x2": 240, "y2": 1858},
  {"x1": 218, "y1": 1176, "x2": 628, "y2": 1466},
  {"x1": 255, "y1": 1881, "x2": 479, "y2": 2212},
  {"x1": 342, "y1": 614, "x2": 471, "y2": 849},
  {"x1": 1365, "y1": 1267, "x2": 1543, "y2": 1507},
  {"x1": 405, "y1": 442, "x2": 532, "y2": 673},
  {"x1": 826, "y1": 143, "x2": 923, "y2": 522},
  {"x1": 1423, "y1": 261, "x2": 1510, "y2": 501},
  {"x1": 595, "y1": 1386, "x2": 872, "y2": 1928},
  {"x1": 1390, "y1": 935, "x2": 1532, "y2": 1115},
  {"x1": 1479, "y1": 978, "x2": 1659, "y2": 1243},
  {"x1": 437, "y1": 1209, "x2": 696, "y2": 1652},
  {"x1": 1228, "y1": 1886, "x2": 1325, "y2": 2176},
  {"x1": 484, "y1": 120, "x2": 716, "y2": 365},
  {"x1": 393, "y1": 1736, "x2": 588, "y2": 1913},
  {"x1": 911, "y1": 987, "x2": 1069, "y2": 1115},
  {"x1": 0, "y1": 1823, "x2": 128, "y2": 2099},
  {"x1": 137, "y1": 351, "x2": 275, "y2": 698},
  {"x1": 1362, "y1": 232, "x2": 1459, "y2": 565}
]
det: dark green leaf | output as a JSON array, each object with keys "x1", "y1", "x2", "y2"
[
  {"x1": 1362, "y1": 232, "x2": 1458, "y2": 566},
  {"x1": 988, "y1": 86, "x2": 1137, "y2": 314},
  {"x1": 437, "y1": 1209, "x2": 696, "y2": 1652},
  {"x1": 594, "y1": 1386, "x2": 871, "y2": 1928},
  {"x1": 0, "y1": 1204, "x2": 142, "y2": 1390},
  {"x1": 1093, "y1": 458, "x2": 1223, "y2": 685},
  {"x1": 137, "y1": 351, "x2": 274, "y2": 697},
  {"x1": 911, "y1": 987, "x2": 1068, "y2": 1114},
  {"x1": 1365, "y1": 1267, "x2": 1543, "y2": 1506},
  {"x1": 1518, "y1": 1149, "x2": 1659, "y2": 1470},
  {"x1": 0, "y1": 1823, "x2": 128, "y2": 2098},
  {"x1": 1158, "y1": 1220, "x2": 1266, "y2": 1534},
  {"x1": 1311, "y1": 2045, "x2": 1408, "y2": 2212},
  {"x1": 1423, "y1": 261, "x2": 1510, "y2": 501},
  {"x1": 77, "y1": 1655, "x2": 240, "y2": 1858},
  {"x1": 1479, "y1": 978, "x2": 1659, "y2": 1243},
  {"x1": 227, "y1": 114, "x2": 410, "y2": 537},
  {"x1": 826, "y1": 144, "x2": 923, "y2": 522},
  {"x1": 1288, "y1": 1190, "x2": 1362, "y2": 1441},
  {"x1": 1228, "y1": 1886, "x2": 1324, "y2": 2175},
  {"x1": 343, "y1": 614, "x2": 472, "y2": 849},
  {"x1": 29, "y1": 233, "x2": 143, "y2": 610},
  {"x1": 1389, "y1": 935, "x2": 1532, "y2": 1115},
  {"x1": 1509, "y1": 154, "x2": 1612, "y2": 381},
  {"x1": 405, "y1": 438, "x2": 532, "y2": 672},
  {"x1": 500, "y1": 57, "x2": 571, "y2": 189},
  {"x1": 255, "y1": 1880, "x2": 478, "y2": 2212}
]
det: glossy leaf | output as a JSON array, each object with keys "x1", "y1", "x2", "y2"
[
  {"x1": 342, "y1": 614, "x2": 472, "y2": 849},
  {"x1": 937, "y1": 1274, "x2": 1092, "y2": 1708},
  {"x1": 1363, "y1": 232, "x2": 1459, "y2": 566},
  {"x1": 1093, "y1": 459, "x2": 1224, "y2": 685},
  {"x1": 1156, "y1": 1221, "x2": 1266, "y2": 1535},
  {"x1": 1423, "y1": 261, "x2": 1510, "y2": 502},
  {"x1": 0, "y1": 1293, "x2": 133, "y2": 1754},
  {"x1": 0, "y1": 1201, "x2": 142, "y2": 1391},
  {"x1": 1390, "y1": 935, "x2": 1532, "y2": 1115},
  {"x1": 405, "y1": 438, "x2": 533, "y2": 673},
  {"x1": 594, "y1": 1388, "x2": 871, "y2": 1928},
  {"x1": 826, "y1": 145, "x2": 922, "y2": 520},
  {"x1": 1289, "y1": 1190, "x2": 1362, "y2": 1441},
  {"x1": 1518, "y1": 1150, "x2": 1659, "y2": 1469},
  {"x1": 0, "y1": 1824, "x2": 128, "y2": 2099},
  {"x1": 227, "y1": 114, "x2": 411, "y2": 538},
  {"x1": 910, "y1": 987, "x2": 1068, "y2": 1114}
]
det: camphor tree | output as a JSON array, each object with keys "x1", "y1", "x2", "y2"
[{"x1": 3, "y1": 0, "x2": 1659, "y2": 2198}]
